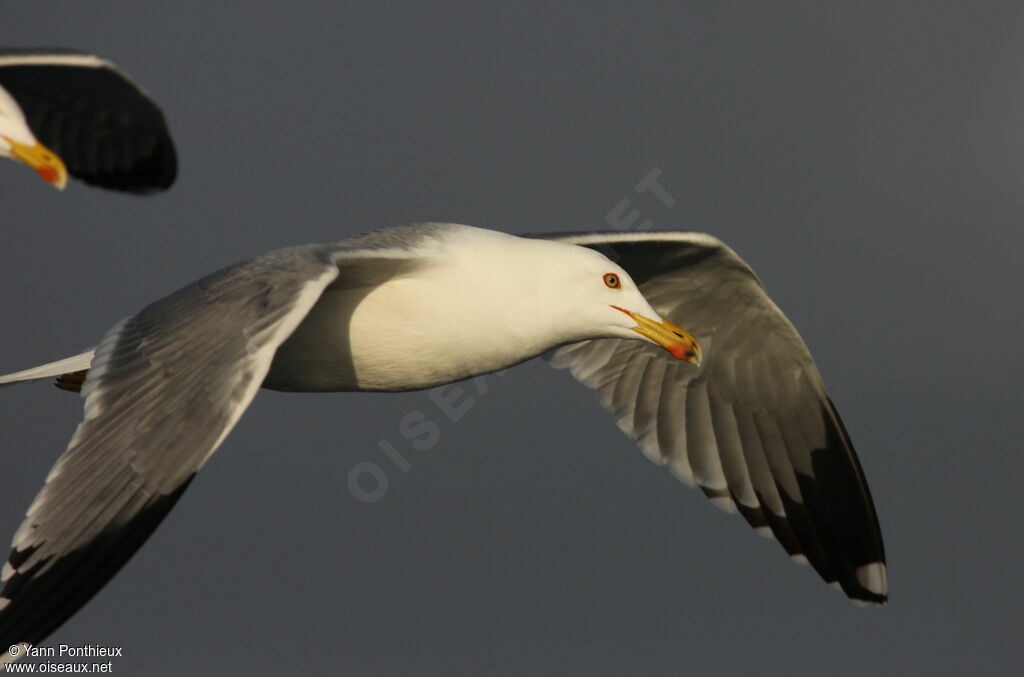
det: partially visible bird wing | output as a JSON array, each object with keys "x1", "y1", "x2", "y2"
[
  {"x1": 0, "y1": 235, "x2": 423, "y2": 650},
  {"x1": 0, "y1": 49, "x2": 176, "y2": 192},
  {"x1": 530, "y1": 231, "x2": 887, "y2": 604}
]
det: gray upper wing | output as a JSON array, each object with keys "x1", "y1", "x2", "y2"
[
  {"x1": 531, "y1": 231, "x2": 887, "y2": 604},
  {"x1": 0, "y1": 49, "x2": 176, "y2": 192},
  {"x1": 0, "y1": 240, "x2": 413, "y2": 649}
]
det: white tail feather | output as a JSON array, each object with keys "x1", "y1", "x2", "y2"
[{"x1": 0, "y1": 349, "x2": 96, "y2": 388}]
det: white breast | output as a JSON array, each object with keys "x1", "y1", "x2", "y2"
[{"x1": 269, "y1": 258, "x2": 568, "y2": 392}]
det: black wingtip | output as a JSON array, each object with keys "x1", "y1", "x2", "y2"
[
  {"x1": 0, "y1": 476, "x2": 194, "y2": 649},
  {"x1": 797, "y1": 399, "x2": 887, "y2": 604}
]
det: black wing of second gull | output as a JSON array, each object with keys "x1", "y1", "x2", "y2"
[
  {"x1": 530, "y1": 231, "x2": 887, "y2": 604},
  {"x1": 0, "y1": 48, "x2": 176, "y2": 192},
  {"x1": 0, "y1": 232, "x2": 427, "y2": 652}
]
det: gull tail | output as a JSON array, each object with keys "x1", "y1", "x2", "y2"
[{"x1": 0, "y1": 349, "x2": 96, "y2": 390}]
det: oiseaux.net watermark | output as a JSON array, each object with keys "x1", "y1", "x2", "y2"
[{"x1": 347, "y1": 167, "x2": 677, "y2": 503}]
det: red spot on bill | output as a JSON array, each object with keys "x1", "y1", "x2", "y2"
[
  {"x1": 36, "y1": 166, "x2": 59, "y2": 184},
  {"x1": 666, "y1": 342, "x2": 691, "y2": 361}
]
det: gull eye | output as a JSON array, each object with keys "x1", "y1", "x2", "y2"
[{"x1": 603, "y1": 273, "x2": 621, "y2": 289}]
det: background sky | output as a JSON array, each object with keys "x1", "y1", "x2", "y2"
[{"x1": 2, "y1": 2, "x2": 1022, "y2": 675}]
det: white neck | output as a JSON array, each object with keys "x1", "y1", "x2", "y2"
[{"x1": 0, "y1": 85, "x2": 36, "y2": 154}]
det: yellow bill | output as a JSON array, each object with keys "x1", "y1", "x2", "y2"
[
  {"x1": 5, "y1": 136, "x2": 68, "y2": 190},
  {"x1": 612, "y1": 305, "x2": 702, "y2": 364}
]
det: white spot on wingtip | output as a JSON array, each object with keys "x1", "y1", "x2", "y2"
[
  {"x1": 0, "y1": 597, "x2": 9, "y2": 611},
  {"x1": 855, "y1": 562, "x2": 888, "y2": 595},
  {"x1": 0, "y1": 562, "x2": 14, "y2": 582},
  {"x1": 754, "y1": 526, "x2": 773, "y2": 538},
  {"x1": 790, "y1": 554, "x2": 809, "y2": 566}
]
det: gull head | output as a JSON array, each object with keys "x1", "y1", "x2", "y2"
[
  {"x1": 0, "y1": 86, "x2": 68, "y2": 190},
  {"x1": 449, "y1": 230, "x2": 704, "y2": 366},
  {"x1": 551, "y1": 245, "x2": 702, "y2": 365}
]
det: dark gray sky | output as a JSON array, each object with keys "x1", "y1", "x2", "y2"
[{"x1": 2, "y1": 2, "x2": 1022, "y2": 674}]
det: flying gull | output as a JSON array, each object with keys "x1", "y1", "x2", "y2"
[
  {"x1": 0, "y1": 48, "x2": 176, "y2": 193},
  {"x1": 0, "y1": 223, "x2": 886, "y2": 658}
]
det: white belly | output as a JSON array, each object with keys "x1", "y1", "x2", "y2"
[{"x1": 264, "y1": 272, "x2": 548, "y2": 393}]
